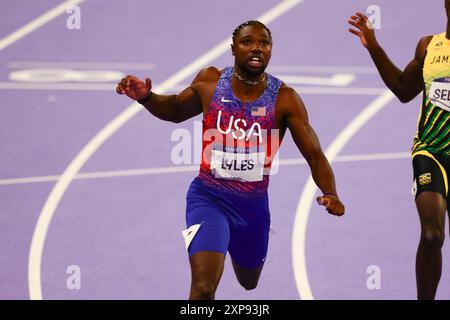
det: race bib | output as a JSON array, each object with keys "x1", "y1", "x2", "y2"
[
  {"x1": 430, "y1": 77, "x2": 450, "y2": 112},
  {"x1": 210, "y1": 145, "x2": 265, "y2": 182}
]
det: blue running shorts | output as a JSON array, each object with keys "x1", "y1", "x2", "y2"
[{"x1": 184, "y1": 177, "x2": 271, "y2": 269}]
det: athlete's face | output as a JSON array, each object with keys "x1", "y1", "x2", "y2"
[{"x1": 232, "y1": 25, "x2": 272, "y2": 76}]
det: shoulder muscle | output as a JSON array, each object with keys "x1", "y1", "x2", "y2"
[{"x1": 415, "y1": 35, "x2": 433, "y2": 62}]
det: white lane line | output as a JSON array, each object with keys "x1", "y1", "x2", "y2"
[
  {"x1": 28, "y1": 0, "x2": 304, "y2": 300},
  {"x1": 291, "y1": 90, "x2": 396, "y2": 300},
  {"x1": 268, "y1": 65, "x2": 378, "y2": 74},
  {"x1": 278, "y1": 151, "x2": 410, "y2": 166},
  {"x1": 0, "y1": 152, "x2": 410, "y2": 186},
  {"x1": 0, "y1": 166, "x2": 199, "y2": 185},
  {"x1": 0, "y1": 0, "x2": 86, "y2": 51},
  {"x1": 0, "y1": 82, "x2": 387, "y2": 95},
  {"x1": 0, "y1": 175, "x2": 61, "y2": 185},
  {"x1": 276, "y1": 74, "x2": 356, "y2": 86},
  {"x1": 7, "y1": 61, "x2": 155, "y2": 70},
  {"x1": 0, "y1": 82, "x2": 115, "y2": 91},
  {"x1": 291, "y1": 87, "x2": 386, "y2": 95},
  {"x1": 332, "y1": 151, "x2": 409, "y2": 162},
  {"x1": 168, "y1": 84, "x2": 386, "y2": 95}
]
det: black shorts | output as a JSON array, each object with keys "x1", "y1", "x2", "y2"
[{"x1": 412, "y1": 151, "x2": 450, "y2": 202}]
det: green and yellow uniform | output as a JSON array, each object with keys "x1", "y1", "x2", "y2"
[{"x1": 412, "y1": 33, "x2": 450, "y2": 199}]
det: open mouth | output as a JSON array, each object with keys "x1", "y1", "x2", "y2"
[{"x1": 247, "y1": 55, "x2": 263, "y2": 68}]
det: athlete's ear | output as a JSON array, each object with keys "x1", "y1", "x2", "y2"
[{"x1": 231, "y1": 43, "x2": 235, "y2": 56}]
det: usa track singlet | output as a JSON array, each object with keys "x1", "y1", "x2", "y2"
[
  {"x1": 182, "y1": 67, "x2": 283, "y2": 268},
  {"x1": 197, "y1": 66, "x2": 283, "y2": 196},
  {"x1": 413, "y1": 33, "x2": 450, "y2": 157}
]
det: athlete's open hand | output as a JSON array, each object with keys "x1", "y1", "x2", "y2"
[
  {"x1": 116, "y1": 75, "x2": 152, "y2": 101},
  {"x1": 348, "y1": 12, "x2": 379, "y2": 50},
  {"x1": 316, "y1": 195, "x2": 345, "y2": 217}
]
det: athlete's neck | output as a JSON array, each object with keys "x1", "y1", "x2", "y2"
[
  {"x1": 233, "y1": 68, "x2": 266, "y2": 87},
  {"x1": 231, "y1": 68, "x2": 266, "y2": 103}
]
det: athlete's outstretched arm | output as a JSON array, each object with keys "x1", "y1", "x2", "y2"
[
  {"x1": 348, "y1": 12, "x2": 431, "y2": 103},
  {"x1": 115, "y1": 69, "x2": 209, "y2": 123},
  {"x1": 279, "y1": 87, "x2": 344, "y2": 216}
]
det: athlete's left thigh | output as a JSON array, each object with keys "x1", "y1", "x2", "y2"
[{"x1": 227, "y1": 198, "x2": 271, "y2": 269}]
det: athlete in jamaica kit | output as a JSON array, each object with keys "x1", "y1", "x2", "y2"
[
  {"x1": 117, "y1": 20, "x2": 345, "y2": 300},
  {"x1": 349, "y1": 1, "x2": 450, "y2": 300}
]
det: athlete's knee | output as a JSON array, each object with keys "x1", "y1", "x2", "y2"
[
  {"x1": 239, "y1": 279, "x2": 259, "y2": 291},
  {"x1": 190, "y1": 280, "x2": 217, "y2": 300},
  {"x1": 232, "y1": 260, "x2": 264, "y2": 291},
  {"x1": 420, "y1": 226, "x2": 445, "y2": 250}
]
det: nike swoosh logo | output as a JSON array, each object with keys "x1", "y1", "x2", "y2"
[{"x1": 221, "y1": 97, "x2": 234, "y2": 103}]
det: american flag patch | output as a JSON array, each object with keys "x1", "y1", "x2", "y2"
[{"x1": 251, "y1": 106, "x2": 266, "y2": 117}]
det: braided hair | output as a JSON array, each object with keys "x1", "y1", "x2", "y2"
[{"x1": 232, "y1": 20, "x2": 272, "y2": 43}]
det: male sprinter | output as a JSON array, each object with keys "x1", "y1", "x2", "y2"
[
  {"x1": 349, "y1": 1, "x2": 450, "y2": 299},
  {"x1": 117, "y1": 20, "x2": 345, "y2": 300}
]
